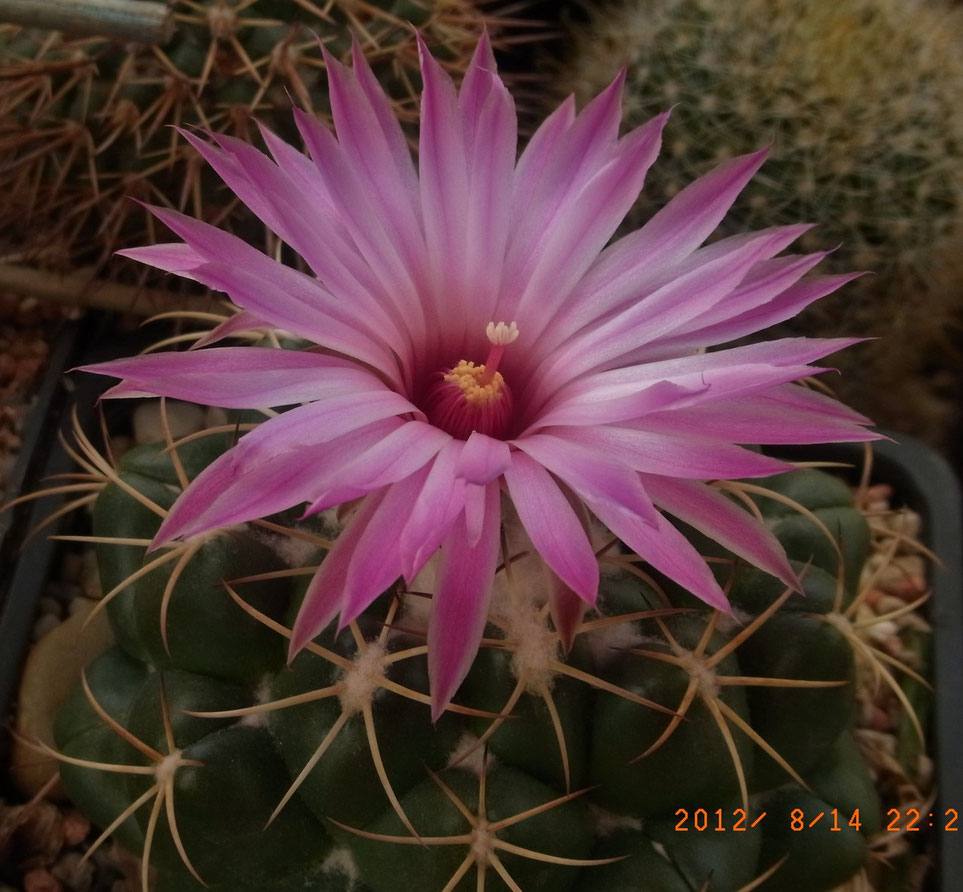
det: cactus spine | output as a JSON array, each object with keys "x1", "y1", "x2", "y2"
[{"x1": 0, "y1": 1, "x2": 522, "y2": 279}]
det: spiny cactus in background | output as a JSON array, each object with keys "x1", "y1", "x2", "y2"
[
  {"x1": 0, "y1": 0, "x2": 526, "y2": 279},
  {"x1": 39, "y1": 417, "x2": 932, "y2": 891},
  {"x1": 553, "y1": 0, "x2": 963, "y2": 450}
]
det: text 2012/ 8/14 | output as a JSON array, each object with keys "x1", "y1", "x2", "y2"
[{"x1": 674, "y1": 807, "x2": 959, "y2": 832}]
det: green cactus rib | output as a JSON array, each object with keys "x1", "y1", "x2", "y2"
[{"x1": 41, "y1": 410, "x2": 933, "y2": 891}]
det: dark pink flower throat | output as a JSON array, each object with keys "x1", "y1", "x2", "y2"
[{"x1": 423, "y1": 321, "x2": 518, "y2": 440}]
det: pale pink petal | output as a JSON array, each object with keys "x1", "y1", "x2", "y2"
[
  {"x1": 116, "y1": 242, "x2": 205, "y2": 276},
  {"x1": 428, "y1": 482, "x2": 501, "y2": 718},
  {"x1": 79, "y1": 347, "x2": 386, "y2": 408},
  {"x1": 513, "y1": 94, "x2": 576, "y2": 192},
  {"x1": 503, "y1": 451, "x2": 599, "y2": 602},
  {"x1": 398, "y1": 441, "x2": 467, "y2": 582},
  {"x1": 588, "y1": 498, "x2": 731, "y2": 613},
  {"x1": 132, "y1": 204, "x2": 398, "y2": 373},
  {"x1": 457, "y1": 33, "x2": 517, "y2": 329},
  {"x1": 303, "y1": 422, "x2": 451, "y2": 515},
  {"x1": 463, "y1": 483, "x2": 488, "y2": 549},
  {"x1": 252, "y1": 121, "x2": 413, "y2": 344},
  {"x1": 555, "y1": 425, "x2": 794, "y2": 479},
  {"x1": 673, "y1": 250, "x2": 831, "y2": 334},
  {"x1": 177, "y1": 128, "x2": 317, "y2": 255},
  {"x1": 289, "y1": 491, "x2": 387, "y2": 655},
  {"x1": 512, "y1": 70, "x2": 624, "y2": 218},
  {"x1": 651, "y1": 272, "x2": 865, "y2": 355},
  {"x1": 535, "y1": 224, "x2": 812, "y2": 393},
  {"x1": 151, "y1": 394, "x2": 415, "y2": 545},
  {"x1": 455, "y1": 432, "x2": 512, "y2": 485},
  {"x1": 192, "y1": 310, "x2": 269, "y2": 349},
  {"x1": 416, "y1": 33, "x2": 470, "y2": 331},
  {"x1": 293, "y1": 107, "x2": 428, "y2": 341},
  {"x1": 637, "y1": 384, "x2": 879, "y2": 445},
  {"x1": 504, "y1": 112, "x2": 668, "y2": 330},
  {"x1": 322, "y1": 43, "x2": 425, "y2": 269},
  {"x1": 350, "y1": 41, "x2": 420, "y2": 198},
  {"x1": 514, "y1": 434, "x2": 659, "y2": 527},
  {"x1": 153, "y1": 417, "x2": 398, "y2": 547},
  {"x1": 540, "y1": 150, "x2": 769, "y2": 346},
  {"x1": 340, "y1": 472, "x2": 430, "y2": 625},
  {"x1": 640, "y1": 474, "x2": 799, "y2": 590},
  {"x1": 540, "y1": 337, "x2": 863, "y2": 428},
  {"x1": 190, "y1": 260, "x2": 399, "y2": 376},
  {"x1": 179, "y1": 128, "x2": 404, "y2": 344}
]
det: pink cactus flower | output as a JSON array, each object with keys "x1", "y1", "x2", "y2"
[{"x1": 82, "y1": 33, "x2": 876, "y2": 717}]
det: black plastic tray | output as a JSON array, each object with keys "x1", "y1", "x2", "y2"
[
  {"x1": 0, "y1": 320, "x2": 85, "y2": 750},
  {"x1": 772, "y1": 435, "x2": 963, "y2": 889},
  {"x1": 0, "y1": 315, "x2": 121, "y2": 789}
]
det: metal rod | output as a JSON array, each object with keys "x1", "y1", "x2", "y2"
[{"x1": 0, "y1": 0, "x2": 173, "y2": 44}]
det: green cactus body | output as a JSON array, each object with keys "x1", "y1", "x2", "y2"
[
  {"x1": 49, "y1": 430, "x2": 910, "y2": 891},
  {"x1": 553, "y1": 0, "x2": 963, "y2": 446}
]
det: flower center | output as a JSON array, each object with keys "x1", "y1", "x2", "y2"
[{"x1": 424, "y1": 321, "x2": 518, "y2": 440}]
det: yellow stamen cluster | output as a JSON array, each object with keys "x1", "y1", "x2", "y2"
[{"x1": 444, "y1": 361, "x2": 507, "y2": 407}]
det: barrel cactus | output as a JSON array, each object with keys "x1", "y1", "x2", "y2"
[
  {"x1": 29, "y1": 29, "x2": 924, "y2": 892},
  {"x1": 49, "y1": 433, "x2": 911, "y2": 891},
  {"x1": 550, "y1": 0, "x2": 963, "y2": 449},
  {"x1": 0, "y1": 0, "x2": 519, "y2": 278}
]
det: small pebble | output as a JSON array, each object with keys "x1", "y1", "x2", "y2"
[
  {"x1": 22, "y1": 868, "x2": 63, "y2": 892},
  {"x1": 868, "y1": 706, "x2": 891, "y2": 732},
  {"x1": 50, "y1": 851, "x2": 95, "y2": 891},
  {"x1": 889, "y1": 576, "x2": 928, "y2": 601},
  {"x1": 866, "y1": 619, "x2": 899, "y2": 644},
  {"x1": 878, "y1": 594, "x2": 908, "y2": 615},
  {"x1": 61, "y1": 811, "x2": 90, "y2": 847}
]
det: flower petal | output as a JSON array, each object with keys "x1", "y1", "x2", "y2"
[
  {"x1": 303, "y1": 421, "x2": 451, "y2": 515},
  {"x1": 514, "y1": 434, "x2": 659, "y2": 528},
  {"x1": 132, "y1": 204, "x2": 398, "y2": 374},
  {"x1": 539, "y1": 337, "x2": 863, "y2": 428},
  {"x1": 192, "y1": 310, "x2": 269, "y2": 349},
  {"x1": 504, "y1": 112, "x2": 668, "y2": 332},
  {"x1": 542, "y1": 150, "x2": 769, "y2": 346},
  {"x1": 79, "y1": 347, "x2": 387, "y2": 409},
  {"x1": 455, "y1": 432, "x2": 512, "y2": 485},
  {"x1": 537, "y1": 224, "x2": 812, "y2": 392},
  {"x1": 428, "y1": 481, "x2": 501, "y2": 719},
  {"x1": 340, "y1": 472, "x2": 430, "y2": 625},
  {"x1": 322, "y1": 43, "x2": 426, "y2": 273},
  {"x1": 399, "y1": 441, "x2": 467, "y2": 582},
  {"x1": 503, "y1": 451, "x2": 599, "y2": 603},
  {"x1": 289, "y1": 490, "x2": 387, "y2": 655},
  {"x1": 641, "y1": 474, "x2": 799, "y2": 590},
  {"x1": 152, "y1": 394, "x2": 416, "y2": 545},
  {"x1": 638, "y1": 384, "x2": 879, "y2": 445},
  {"x1": 555, "y1": 425, "x2": 794, "y2": 479},
  {"x1": 589, "y1": 498, "x2": 731, "y2": 613}
]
